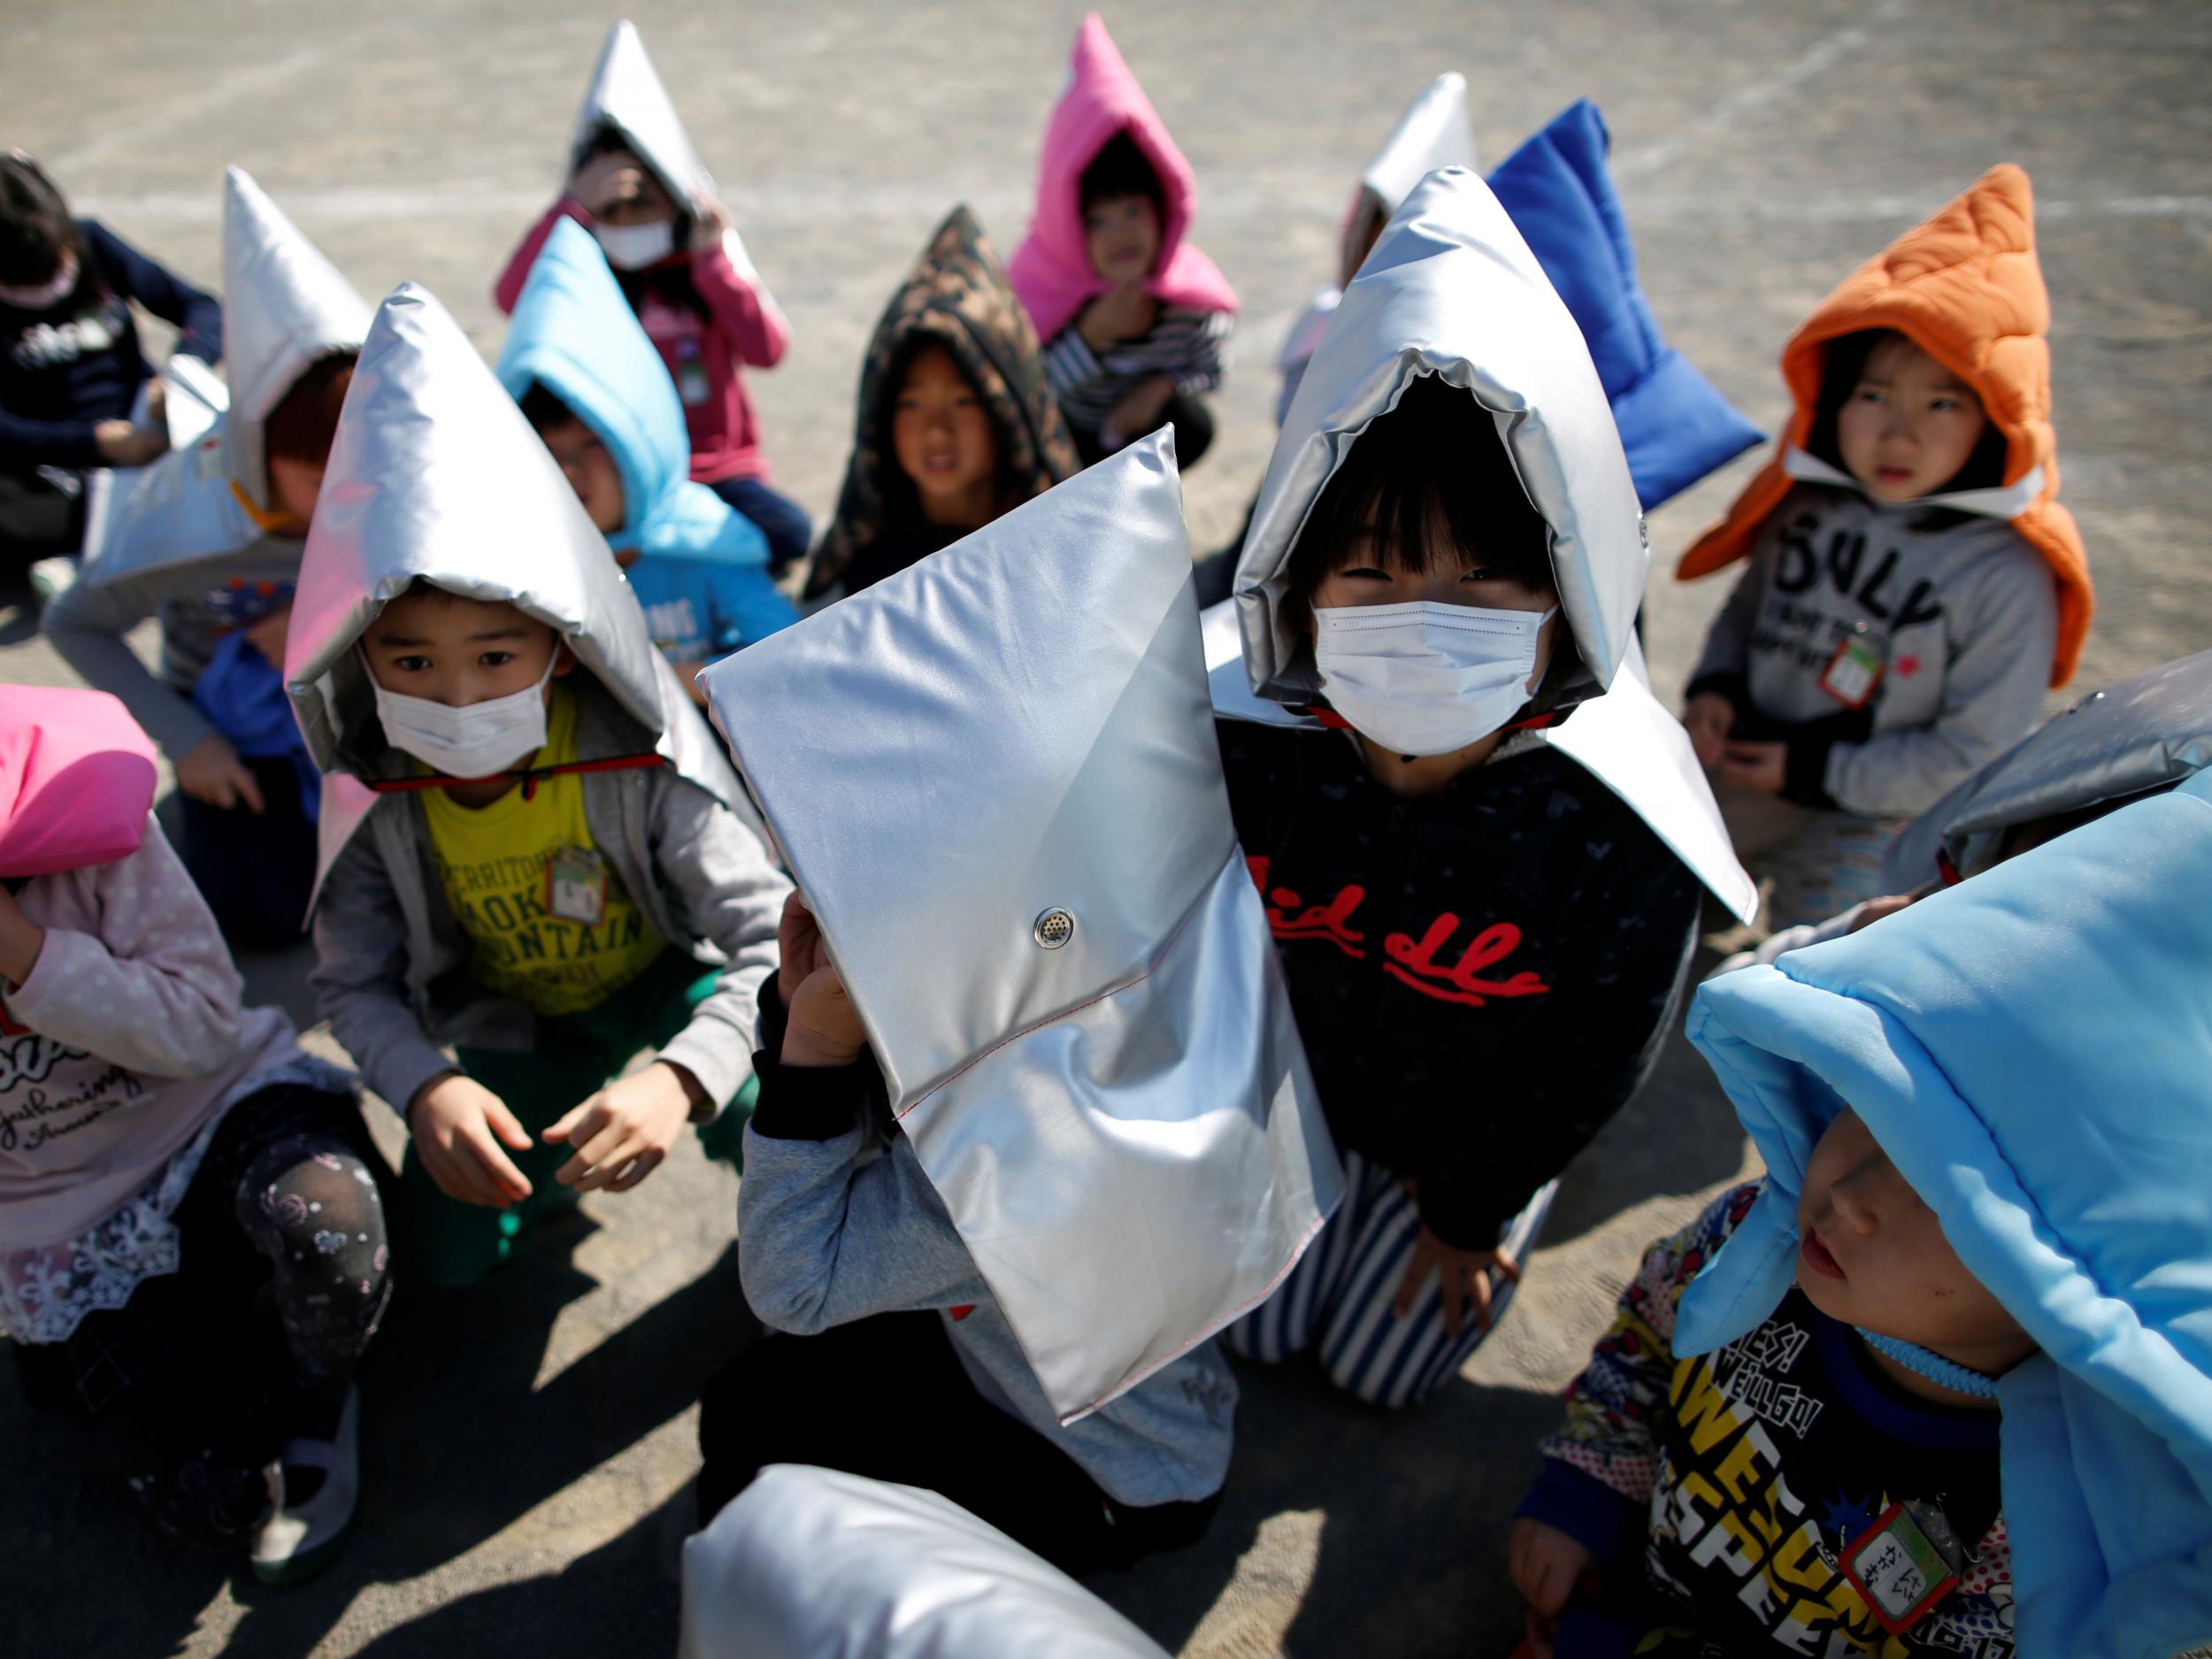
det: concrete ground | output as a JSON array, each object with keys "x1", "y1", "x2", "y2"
[{"x1": 3, "y1": 1, "x2": 2208, "y2": 1654}]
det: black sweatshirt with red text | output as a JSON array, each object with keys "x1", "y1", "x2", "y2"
[{"x1": 1218, "y1": 720, "x2": 1700, "y2": 1251}]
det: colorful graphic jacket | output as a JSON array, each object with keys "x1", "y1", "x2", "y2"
[
  {"x1": 1519, "y1": 1184, "x2": 2016, "y2": 1656},
  {"x1": 1217, "y1": 721, "x2": 1698, "y2": 1250}
]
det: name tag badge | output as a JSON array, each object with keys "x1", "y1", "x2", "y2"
[
  {"x1": 546, "y1": 844, "x2": 608, "y2": 926},
  {"x1": 1841, "y1": 1501, "x2": 1961, "y2": 1635},
  {"x1": 1819, "y1": 630, "x2": 1886, "y2": 710}
]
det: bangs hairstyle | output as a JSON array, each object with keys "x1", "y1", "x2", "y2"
[
  {"x1": 874, "y1": 334, "x2": 1010, "y2": 526},
  {"x1": 1806, "y1": 327, "x2": 2008, "y2": 495},
  {"x1": 1079, "y1": 131, "x2": 1164, "y2": 217},
  {"x1": 1283, "y1": 375, "x2": 1555, "y2": 619},
  {"x1": 518, "y1": 380, "x2": 582, "y2": 435},
  {"x1": 265, "y1": 351, "x2": 358, "y2": 465},
  {"x1": 0, "y1": 152, "x2": 85, "y2": 291}
]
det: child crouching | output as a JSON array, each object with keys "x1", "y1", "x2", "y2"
[
  {"x1": 289, "y1": 283, "x2": 787, "y2": 1288},
  {"x1": 1511, "y1": 764, "x2": 2212, "y2": 1655},
  {"x1": 0, "y1": 687, "x2": 384, "y2": 1581}
]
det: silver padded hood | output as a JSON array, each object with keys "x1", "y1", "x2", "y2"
[
  {"x1": 1236, "y1": 166, "x2": 1647, "y2": 705},
  {"x1": 567, "y1": 19, "x2": 712, "y2": 214},
  {"x1": 701, "y1": 434, "x2": 1341, "y2": 1423},
  {"x1": 1356, "y1": 72, "x2": 1477, "y2": 227},
  {"x1": 1881, "y1": 649, "x2": 2212, "y2": 889},
  {"x1": 680, "y1": 1466, "x2": 1172, "y2": 1659},
  {"x1": 220, "y1": 166, "x2": 372, "y2": 514},
  {"x1": 283, "y1": 282, "x2": 726, "y2": 798}
]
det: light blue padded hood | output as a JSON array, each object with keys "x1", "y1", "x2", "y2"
[
  {"x1": 494, "y1": 216, "x2": 765, "y2": 569},
  {"x1": 1678, "y1": 765, "x2": 2212, "y2": 1658}
]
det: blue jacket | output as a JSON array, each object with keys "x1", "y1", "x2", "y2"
[
  {"x1": 1678, "y1": 764, "x2": 2212, "y2": 1658},
  {"x1": 495, "y1": 218, "x2": 794, "y2": 664},
  {"x1": 1488, "y1": 102, "x2": 1761, "y2": 511}
]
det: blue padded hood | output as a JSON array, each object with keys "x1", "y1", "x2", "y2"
[
  {"x1": 1488, "y1": 101, "x2": 1763, "y2": 511},
  {"x1": 495, "y1": 216, "x2": 765, "y2": 570},
  {"x1": 1678, "y1": 765, "x2": 2212, "y2": 1658}
]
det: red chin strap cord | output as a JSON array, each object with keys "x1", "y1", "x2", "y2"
[
  {"x1": 368, "y1": 753, "x2": 668, "y2": 802},
  {"x1": 1296, "y1": 705, "x2": 1563, "y2": 736}
]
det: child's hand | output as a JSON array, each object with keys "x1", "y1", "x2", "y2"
[
  {"x1": 1509, "y1": 1517, "x2": 1593, "y2": 1653},
  {"x1": 543, "y1": 1060, "x2": 703, "y2": 1193},
  {"x1": 409, "y1": 1072, "x2": 535, "y2": 1209},
  {"x1": 175, "y1": 733, "x2": 265, "y2": 814},
  {"x1": 242, "y1": 602, "x2": 292, "y2": 671},
  {"x1": 1718, "y1": 739, "x2": 1787, "y2": 795},
  {"x1": 1103, "y1": 373, "x2": 1176, "y2": 450},
  {"x1": 776, "y1": 892, "x2": 864, "y2": 1066},
  {"x1": 1394, "y1": 1223, "x2": 1521, "y2": 1340},
  {"x1": 1681, "y1": 692, "x2": 1735, "y2": 769},
  {"x1": 1078, "y1": 281, "x2": 1156, "y2": 352},
  {"x1": 93, "y1": 418, "x2": 168, "y2": 468},
  {"x1": 0, "y1": 886, "x2": 45, "y2": 987},
  {"x1": 570, "y1": 146, "x2": 641, "y2": 215}
]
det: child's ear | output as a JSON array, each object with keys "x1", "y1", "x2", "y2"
[{"x1": 551, "y1": 641, "x2": 578, "y2": 678}]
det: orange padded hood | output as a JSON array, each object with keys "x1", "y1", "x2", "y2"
[{"x1": 1676, "y1": 165, "x2": 2091, "y2": 687}]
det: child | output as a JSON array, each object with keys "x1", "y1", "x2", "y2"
[
  {"x1": 694, "y1": 439, "x2": 1337, "y2": 1572},
  {"x1": 494, "y1": 21, "x2": 808, "y2": 573},
  {"x1": 496, "y1": 217, "x2": 795, "y2": 697},
  {"x1": 288, "y1": 283, "x2": 788, "y2": 1288},
  {"x1": 1217, "y1": 168, "x2": 1753, "y2": 1409},
  {"x1": 0, "y1": 151, "x2": 221, "y2": 562},
  {"x1": 1717, "y1": 646, "x2": 2212, "y2": 970},
  {"x1": 1677, "y1": 165, "x2": 2093, "y2": 930},
  {"x1": 0, "y1": 685, "x2": 386, "y2": 1581},
  {"x1": 1276, "y1": 73, "x2": 1475, "y2": 426},
  {"x1": 1509, "y1": 763, "x2": 2212, "y2": 1656},
  {"x1": 805, "y1": 204, "x2": 1078, "y2": 600},
  {"x1": 44, "y1": 167, "x2": 368, "y2": 946},
  {"x1": 1010, "y1": 14, "x2": 1238, "y2": 468}
]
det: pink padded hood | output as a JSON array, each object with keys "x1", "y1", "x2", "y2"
[
  {"x1": 0, "y1": 687, "x2": 159, "y2": 879},
  {"x1": 1006, "y1": 13, "x2": 1239, "y2": 344}
]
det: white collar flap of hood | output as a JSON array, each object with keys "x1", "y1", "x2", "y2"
[{"x1": 1234, "y1": 166, "x2": 1647, "y2": 708}]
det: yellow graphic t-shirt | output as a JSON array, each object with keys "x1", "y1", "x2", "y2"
[{"x1": 420, "y1": 683, "x2": 669, "y2": 1017}]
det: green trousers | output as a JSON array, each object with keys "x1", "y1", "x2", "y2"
[{"x1": 399, "y1": 950, "x2": 753, "y2": 1286}]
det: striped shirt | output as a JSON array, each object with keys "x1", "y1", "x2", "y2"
[{"x1": 1041, "y1": 304, "x2": 1234, "y2": 436}]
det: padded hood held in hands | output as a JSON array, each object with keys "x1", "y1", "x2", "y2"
[
  {"x1": 702, "y1": 434, "x2": 1341, "y2": 1425},
  {"x1": 1678, "y1": 766, "x2": 2212, "y2": 1659}
]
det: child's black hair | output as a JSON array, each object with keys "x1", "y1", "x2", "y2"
[
  {"x1": 0, "y1": 152, "x2": 85, "y2": 292},
  {"x1": 1079, "y1": 131, "x2": 1164, "y2": 218},
  {"x1": 1283, "y1": 375, "x2": 1555, "y2": 620},
  {"x1": 1806, "y1": 327, "x2": 2009, "y2": 495},
  {"x1": 265, "y1": 350, "x2": 359, "y2": 465},
  {"x1": 519, "y1": 380, "x2": 584, "y2": 436}
]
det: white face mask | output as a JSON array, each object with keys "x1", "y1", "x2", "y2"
[
  {"x1": 1312, "y1": 601, "x2": 1557, "y2": 757},
  {"x1": 0, "y1": 250, "x2": 79, "y2": 311},
  {"x1": 594, "y1": 219, "x2": 676, "y2": 272},
  {"x1": 370, "y1": 646, "x2": 561, "y2": 779}
]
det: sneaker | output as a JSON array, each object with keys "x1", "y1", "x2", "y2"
[
  {"x1": 250, "y1": 1384, "x2": 360, "y2": 1584},
  {"x1": 27, "y1": 556, "x2": 77, "y2": 603}
]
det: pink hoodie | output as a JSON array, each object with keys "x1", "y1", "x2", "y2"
[
  {"x1": 1007, "y1": 13, "x2": 1240, "y2": 346},
  {"x1": 0, "y1": 689, "x2": 300, "y2": 1253}
]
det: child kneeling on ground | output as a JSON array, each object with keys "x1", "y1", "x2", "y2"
[
  {"x1": 1510, "y1": 765, "x2": 2212, "y2": 1655},
  {"x1": 291, "y1": 284, "x2": 787, "y2": 1288},
  {"x1": 0, "y1": 687, "x2": 385, "y2": 1581},
  {"x1": 1677, "y1": 165, "x2": 2093, "y2": 931}
]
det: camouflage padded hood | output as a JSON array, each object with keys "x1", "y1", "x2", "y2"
[{"x1": 807, "y1": 205, "x2": 1078, "y2": 599}]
